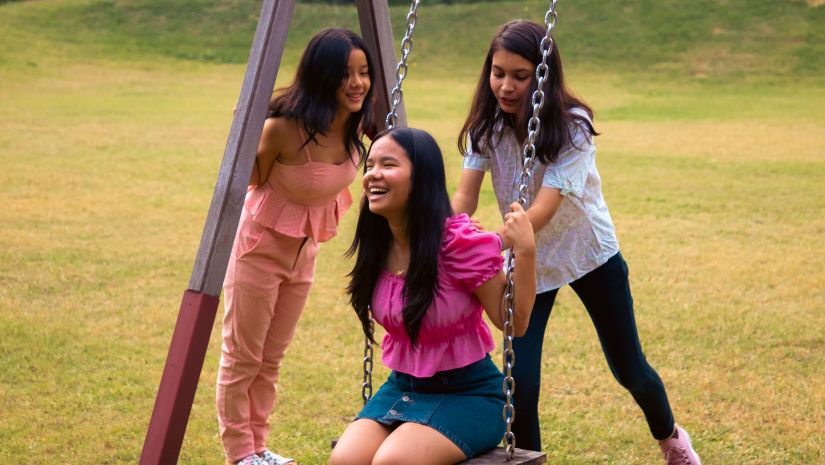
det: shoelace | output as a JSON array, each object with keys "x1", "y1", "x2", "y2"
[
  {"x1": 664, "y1": 446, "x2": 692, "y2": 465},
  {"x1": 238, "y1": 457, "x2": 265, "y2": 465}
]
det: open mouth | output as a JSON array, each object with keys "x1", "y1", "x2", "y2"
[
  {"x1": 368, "y1": 186, "x2": 388, "y2": 201},
  {"x1": 347, "y1": 92, "x2": 364, "y2": 102},
  {"x1": 499, "y1": 96, "x2": 517, "y2": 106}
]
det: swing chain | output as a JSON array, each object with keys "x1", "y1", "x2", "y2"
[
  {"x1": 501, "y1": 0, "x2": 559, "y2": 460},
  {"x1": 361, "y1": 306, "x2": 375, "y2": 404},
  {"x1": 363, "y1": 0, "x2": 422, "y2": 409},
  {"x1": 386, "y1": 0, "x2": 421, "y2": 129}
]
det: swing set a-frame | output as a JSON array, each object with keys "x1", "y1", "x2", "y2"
[{"x1": 139, "y1": 1, "x2": 557, "y2": 464}]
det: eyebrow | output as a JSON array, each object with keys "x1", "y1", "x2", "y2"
[
  {"x1": 367, "y1": 154, "x2": 401, "y2": 164},
  {"x1": 492, "y1": 64, "x2": 532, "y2": 74},
  {"x1": 493, "y1": 65, "x2": 533, "y2": 74}
]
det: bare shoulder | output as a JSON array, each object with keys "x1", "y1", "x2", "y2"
[
  {"x1": 261, "y1": 116, "x2": 292, "y2": 142},
  {"x1": 259, "y1": 116, "x2": 299, "y2": 158}
]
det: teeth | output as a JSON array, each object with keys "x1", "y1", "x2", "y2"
[{"x1": 369, "y1": 187, "x2": 387, "y2": 195}]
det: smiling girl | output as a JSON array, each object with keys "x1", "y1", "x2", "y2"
[
  {"x1": 452, "y1": 20, "x2": 701, "y2": 465},
  {"x1": 216, "y1": 28, "x2": 374, "y2": 465},
  {"x1": 329, "y1": 128, "x2": 536, "y2": 465}
]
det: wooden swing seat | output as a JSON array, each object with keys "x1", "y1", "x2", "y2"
[{"x1": 461, "y1": 447, "x2": 547, "y2": 465}]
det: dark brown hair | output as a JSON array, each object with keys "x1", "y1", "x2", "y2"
[
  {"x1": 269, "y1": 28, "x2": 375, "y2": 162},
  {"x1": 459, "y1": 20, "x2": 597, "y2": 164},
  {"x1": 347, "y1": 128, "x2": 453, "y2": 346}
]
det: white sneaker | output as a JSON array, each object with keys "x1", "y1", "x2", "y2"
[
  {"x1": 259, "y1": 450, "x2": 296, "y2": 465},
  {"x1": 237, "y1": 454, "x2": 267, "y2": 465}
]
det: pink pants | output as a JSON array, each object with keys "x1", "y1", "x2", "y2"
[{"x1": 216, "y1": 210, "x2": 319, "y2": 462}]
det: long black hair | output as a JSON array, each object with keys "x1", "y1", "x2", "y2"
[
  {"x1": 459, "y1": 20, "x2": 597, "y2": 165},
  {"x1": 269, "y1": 28, "x2": 375, "y2": 162},
  {"x1": 346, "y1": 128, "x2": 454, "y2": 346}
]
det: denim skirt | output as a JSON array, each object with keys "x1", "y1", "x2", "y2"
[{"x1": 356, "y1": 354, "x2": 505, "y2": 458}]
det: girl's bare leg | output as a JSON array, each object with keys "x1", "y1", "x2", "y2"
[
  {"x1": 372, "y1": 422, "x2": 466, "y2": 465},
  {"x1": 329, "y1": 419, "x2": 391, "y2": 465}
]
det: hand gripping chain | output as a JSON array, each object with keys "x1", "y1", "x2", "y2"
[{"x1": 501, "y1": 1, "x2": 559, "y2": 459}]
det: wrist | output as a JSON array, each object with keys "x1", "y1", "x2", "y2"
[
  {"x1": 513, "y1": 245, "x2": 536, "y2": 257},
  {"x1": 494, "y1": 232, "x2": 504, "y2": 249}
]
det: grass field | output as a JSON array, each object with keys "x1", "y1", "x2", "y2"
[{"x1": 0, "y1": 0, "x2": 823, "y2": 464}]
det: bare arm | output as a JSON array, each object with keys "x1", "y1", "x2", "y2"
[
  {"x1": 497, "y1": 186, "x2": 563, "y2": 249},
  {"x1": 249, "y1": 117, "x2": 283, "y2": 186},
  {"x1": 474, "y1": 203, "x2": 537, "y2": 337},
  {"x1": 451, "y1": 168, "x2": 485, "y2": 216}
]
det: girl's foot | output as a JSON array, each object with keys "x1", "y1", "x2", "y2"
[
  {"x1": 237, "y1": 454, "x2": 267, "y2": 465},
  {"x1": 258, "y1": 450, "x2": 296, "y2": 465},
  {"x1": 659, "y1": 425, "x2": 702, "y2": 465}
]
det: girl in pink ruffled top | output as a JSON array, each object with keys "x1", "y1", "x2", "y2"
[
  {"x1": 329, "y1": 128, "x2": 537, "y2": 465},
  {"x1": 217, "y1": 29, "x2": 374, "y2": 465}
]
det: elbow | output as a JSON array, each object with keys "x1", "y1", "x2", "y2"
[
  {"x1": 513, "y1": 314, "x2": 531, "y2": 337},
  {"x1": 513, "y1": 296, "x2": 536, "y2": 337}
]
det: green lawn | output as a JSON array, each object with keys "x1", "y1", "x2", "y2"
[{"x1": 0, "y1": 1, "x2": 823, "y2": 464}]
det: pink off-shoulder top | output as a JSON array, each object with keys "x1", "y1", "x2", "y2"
[{"x1": 372, "y1": 214, "x2": 504, "y2": 378}]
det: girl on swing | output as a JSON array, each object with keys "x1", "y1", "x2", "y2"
[
  {"x1": 217, "y1": 28, "x2": 374, "y2": 465},
  {"x1": 452, "y1": 20, "x2": 701, "y2": 465},
  {"x1": 330, "y1": 127, "x2": 537, "y2": 465}
]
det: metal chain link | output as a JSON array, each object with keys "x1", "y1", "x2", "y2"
[
  {"x1": 361, "y1": 306, "x2": 375, "y2": 404},
  {"x1": 362, "y1": 0, "x2": 423, "y2": 406},
  {"x1": 385, "y1": 0, "x2": 421, "y2": 129},
  {"x1": 501, "y1": 0, "x2": 559, "y2": 459}
]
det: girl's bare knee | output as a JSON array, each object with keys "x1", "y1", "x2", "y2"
[
  {"x1": 329, "y1": 445, "x2": 371, "y2": 465},
  {"x1": 371, "y1": 449, "x2": 412, "y2": 465}
]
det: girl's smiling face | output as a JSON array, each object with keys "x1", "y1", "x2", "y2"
[
  {"x1": 489, "y1": 49, "x2": 534, "y2": 116},
  {"x1": 363, "y1": 135, "x2": 413, "y2": 221},
  {"x1": 336, "y1": 48, "x2": 371, "y2": 114}
]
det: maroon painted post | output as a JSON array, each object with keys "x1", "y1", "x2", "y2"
[
  {"x1": 139, "y1": 0, "x2": 295, "y2": 463},
  {"x1": 139, "y1": 291, "x2": 220, "y2": 464}
]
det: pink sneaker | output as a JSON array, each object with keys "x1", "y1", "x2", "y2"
[{"x1": 659, "y1": 425, "x2": 702, "y2": 465}]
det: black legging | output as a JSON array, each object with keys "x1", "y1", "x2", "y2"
[{"x1": 511, "y1": 251, "x2": 675, "y2": 451}]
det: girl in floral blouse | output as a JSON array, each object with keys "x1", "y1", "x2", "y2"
[{"x1": 452, "y1": 20, "x2": 701, "y2": 465}]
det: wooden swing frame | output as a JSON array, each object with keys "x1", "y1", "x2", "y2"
[{"x1": 138, "y1": 1, "x2": 545, "y2": 463}]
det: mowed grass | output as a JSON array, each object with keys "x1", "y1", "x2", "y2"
[{"x1": 1, "y1": 0, "x2": 823, "y2": 464}]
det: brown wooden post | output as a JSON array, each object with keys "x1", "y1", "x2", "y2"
[
  {"x1": 139, "y1": 0, "x2": 295, "y2": 463},
  {"x1": 356, "y1": 0, "x2": 408, "y2": 130}
]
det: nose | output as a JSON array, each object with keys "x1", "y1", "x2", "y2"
[
  {"x1": 500, "y1": 77, "x2": 515, "y2": 92},
  {"x1": 365, "y1": 166, "x2": 381, "y2": 181},
  {"x1": 350, "y1": 74, "x2": 364, "y2": 89}
]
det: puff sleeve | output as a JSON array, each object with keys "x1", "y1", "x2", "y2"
[
  {"x1": 462, "y1": 137, "x2": 491, "y2": 172},
  {"x1": 542, "y1": 108, "x2": 595, "y2": 198},
  {"x1": 441, "y1": 214, "x2": 504, "y2": 291}
]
